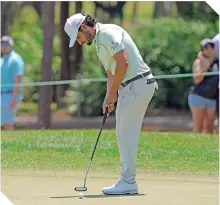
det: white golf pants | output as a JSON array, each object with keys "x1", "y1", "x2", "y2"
[{"x1": 116, "y1": 74, "x2": 156, "y2": 183}]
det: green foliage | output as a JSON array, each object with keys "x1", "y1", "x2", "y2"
[
  {"x1": 68, "y1": 18, "x2": 218, "y2": 116},
  {"x1": 64, "y1": 46, "x2": 106, "y2": 116},
  {"x1": 81, "y1": 46, "x2": 106, "y2": 78},
  {"x1": 123, "y1": 1, "x2": 154, "y2": 21},
  {"x1": 10, "y1": 6, "x2": 61, "y2": 102},
  {"x1": 131, "y1": 18, "x2": 218, "y2": 108},
  {"x1": 77, "y1": 81, "x2": 106, "y2": 116},
  {"x1": 9, "y1": 5, "x2": 218, "y2": 115},
  {"x1": 79, "y1": 47, "x2": 106, "y2": 114}
]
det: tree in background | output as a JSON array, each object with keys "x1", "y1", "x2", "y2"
[
  {"x1": 1, "y1": 1, "x2": 11, "y2": 35},
  {"x1": 38, "y1": 1, "x2": 55, "y2": 129},
  {"x1": 30, "y1": 2, "x2": 43, "y2": 18},
  {"x1": 93, "y1": 1, "x2": 126, "y2": 24},
  {"x1": 176, "y1": 1, "x2": 218, "y2": 22},
  {"x1": 58, "y1": 1, "x2": 70, "y2": 100},
  {"x1": 131, "y1": 2, "x2": 138, "y2": 23},
  {"x1": 57, "y1": 2, "x2": 83, "y2": 103},
  {"x1": 1, "y1": 2, "x2": 21, "y2": 35},
  {"x1": 1, "y1": 1, "x2": 44, "y2": 36},
  {"x1": 153, "y1": 2, "x2": 173, "y2": 18},
  {"x1": 176, "y1": 2, "x2": 194, "y2": 19},
  {"x1": 69, "y1": 2, "x2": 84, "y2": 80}
]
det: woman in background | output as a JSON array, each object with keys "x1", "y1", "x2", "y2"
[{"x1": 188, "y1": 39, "x2": 219, "y2": 133}]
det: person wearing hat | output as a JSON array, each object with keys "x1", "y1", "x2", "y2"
[
  {"x1": 1, "y1": 36, "x2": 25, "y2": 130},
  {"x1": 64, "y1": 13, "x2": 157, "y2": 195},
  {"x1": 188, "y1": 38, "x2": 219, "y2": 133}
]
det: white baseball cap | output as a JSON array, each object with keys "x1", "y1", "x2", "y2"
[
  {"x1": 64, "y1": 13, "x2": 86, "y2": 47},
  {"x1": 1, "y1": 36, "x2": 14, "y2": 46}
]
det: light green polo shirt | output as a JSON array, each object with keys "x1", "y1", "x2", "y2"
[{"x1": 92, "y1": 22, "x2": 150, "y2": 82}]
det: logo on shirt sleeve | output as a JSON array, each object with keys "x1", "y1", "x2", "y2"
[{"x1": 110, "y1": 41, "x2": 119, "y2": 50}]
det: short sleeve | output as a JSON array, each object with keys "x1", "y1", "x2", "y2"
[
  {"x1": 102, "y1": 62, "x2": 108, "y2": 71},
  {"x1": 100, "y1": 28, "x2": 124, "y2": 57},
  {"x1": 11, "y1": 58, "x2": 24, "y2": 77}
]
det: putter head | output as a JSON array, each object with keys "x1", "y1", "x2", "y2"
[{"x1": 74, "y1": 187, "x2": 87, "y2": 192}]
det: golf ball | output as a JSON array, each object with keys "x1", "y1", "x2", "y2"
[{"x1": 78, "y1": 192, "x2": 84, "y2": 199}]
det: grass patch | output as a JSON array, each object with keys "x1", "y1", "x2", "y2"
[{"x1": 1, "y1": 130, "x2": 218, "y2": 176}]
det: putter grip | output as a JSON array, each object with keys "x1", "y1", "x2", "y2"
[
  {"x1": 105, "y1": 106, "x2": 109, "y2": 115},
  {"x1": 102, "y1": 106, "x2": 108, "y2": 124}
]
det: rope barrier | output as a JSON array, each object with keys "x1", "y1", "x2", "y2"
[{"x1": 0, "y1": 71, "x2": 219, "y2": 88}]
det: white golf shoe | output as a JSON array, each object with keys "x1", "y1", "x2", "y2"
[{"x1": 102, "y1": 179, "x2": 138, "y2": 195}]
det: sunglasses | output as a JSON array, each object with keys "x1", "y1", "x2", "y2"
[
  {"x1": 203, "y1": 43, "x2": 214, "y2": 50},
  {"x1": 1, "y1": 42, "x2": 10, "y2": 47}
]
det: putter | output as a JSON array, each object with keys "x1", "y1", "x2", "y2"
[{"x1": 74, "y1": 107, "x2": 109, "y2": 192}]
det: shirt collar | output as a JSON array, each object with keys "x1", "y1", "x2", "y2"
[{"x1": 92, "y1": 22, "x2": 102, "y2": 47}]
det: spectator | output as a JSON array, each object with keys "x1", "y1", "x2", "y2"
[
  {"x1": 188, "y1": 39, "x2": 219, "y2": 133},
  {"x1": 1, "y1": 36, "x2": 25, "y2": 130}
]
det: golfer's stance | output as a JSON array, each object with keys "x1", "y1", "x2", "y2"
[{"x1": 65, "y1": 13, "x2": 157, "y2": 195}]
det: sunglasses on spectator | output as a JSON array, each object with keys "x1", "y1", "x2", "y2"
[
  {"x1": 1, "y1": 42, "x2": 10, "y2": 47},
  {"x1": 203, "y1": 43, "x2": 214, "y2": 50}
]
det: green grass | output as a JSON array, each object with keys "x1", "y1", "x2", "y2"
[{"x1": 1, "y1": 130, "x2": 219, "y2": 176}]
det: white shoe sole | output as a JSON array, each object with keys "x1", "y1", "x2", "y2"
[{"x1": 102, "y1": 190, "x2": 138, "y2": 195}]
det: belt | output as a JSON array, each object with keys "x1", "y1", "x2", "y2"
[{"x1": 121, "y1": 71, "x2": 152, "y2": 87}]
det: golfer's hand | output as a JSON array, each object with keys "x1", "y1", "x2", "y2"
[
  {"x1": 106, "y1": 92, "x2": 117, "y2": 114},
  {"x1": 102, "y1": 99, "x2": 109, "y2": 115},
  {"x1": 108, "y1": 103, "x2": 115, "y2": 114},
  {"x1": 102, "y1": 103, "x2": 114, "y2": 115},
  {"x1": 102, "y1": 98, "x2": 116, "y2": 115}
]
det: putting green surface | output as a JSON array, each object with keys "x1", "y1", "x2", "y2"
[
  {"x1": 1, "y1": 130, "x2": 218, "y2": 204},
  {"x1": 1, "y1": 170, "x2": 218, "y2": 205}
]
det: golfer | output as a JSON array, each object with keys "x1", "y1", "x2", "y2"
[{"x1": 65, "y1": 13, "x2": 157, "y2": 195}]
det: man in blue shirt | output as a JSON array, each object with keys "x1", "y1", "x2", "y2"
[{"x1": 1, "y1": 36, "x2": 25, "y2": 130}]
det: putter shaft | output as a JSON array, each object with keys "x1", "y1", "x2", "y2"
[{"x1": 80, "y1": 108, "x2": 108, "y2": 190}]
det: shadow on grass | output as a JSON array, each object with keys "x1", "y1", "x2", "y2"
[{"x1": 50, "y1": 193, "x2": 145, "y2": 199}]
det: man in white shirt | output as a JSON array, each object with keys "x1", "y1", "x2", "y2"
[{"x1": 64, "y1": 13, "x2": 157, "y2": 195}]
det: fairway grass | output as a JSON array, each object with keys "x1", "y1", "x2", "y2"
[{"x1": 1, "y1": 130, "x2": 219, "y2": 176}]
